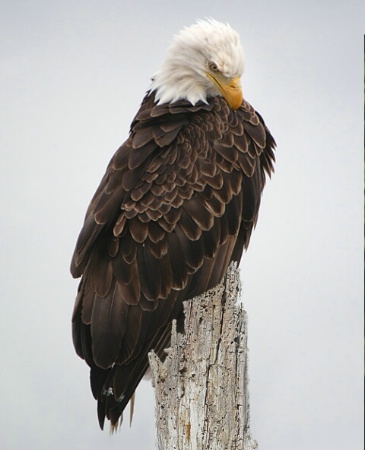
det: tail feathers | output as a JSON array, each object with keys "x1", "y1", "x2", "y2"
[
  {"x1": 92, "y1": 323, "x2": 172, "y2": 430},
  {"x1": 94, "y1": 355, "x2": 149, "y2": 430}
]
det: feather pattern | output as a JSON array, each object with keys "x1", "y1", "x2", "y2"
[{"x1": 71, "y1": 91, "x2": 275, "y2": 429}]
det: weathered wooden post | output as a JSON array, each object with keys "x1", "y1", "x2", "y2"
[{"x1": 149, "y1": 263, "x2": 258, "y2": 450}]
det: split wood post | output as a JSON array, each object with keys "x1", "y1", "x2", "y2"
[{"x1": 148, "y1": 263, "x2": 258, "y2": 450}]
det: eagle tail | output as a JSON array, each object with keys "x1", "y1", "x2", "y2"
[{"x1": 93, "y1": 322, "x2": 173, "y2": 430}]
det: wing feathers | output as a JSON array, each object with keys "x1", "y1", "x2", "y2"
[
  {"x1": 183, "y1": 198, "x2": 214, "y2": 230},
  {"x1": 90, "y1": 281, "x2": 129, "y2": 368},
  {"x1": 71, "y1": 93, "x2": 275, "y2": 429}
]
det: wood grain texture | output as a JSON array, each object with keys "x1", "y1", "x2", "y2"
[{"x1": 149, "y1": 263, "x2": 258, "y2": 450}]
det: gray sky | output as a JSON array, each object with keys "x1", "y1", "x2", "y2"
[{"x1": 0, "y1": 1, "x2": 363, "y2": 449}]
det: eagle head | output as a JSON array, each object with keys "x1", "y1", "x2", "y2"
[{"x1": 150, "y1": 18, "x2": 244, "y2": 109}]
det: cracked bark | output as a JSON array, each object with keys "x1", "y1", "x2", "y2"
[{"x1": 148, "y1": 263, "x2": 258, "y2": 450}]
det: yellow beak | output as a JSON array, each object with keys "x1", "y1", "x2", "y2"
[{"x1": 207, "y1": 74, "x2": 243, "y2": 110}]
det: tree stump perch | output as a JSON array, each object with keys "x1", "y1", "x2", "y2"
[{"x1": 148, "y1": 263, "x2": 258, "y2": 450}]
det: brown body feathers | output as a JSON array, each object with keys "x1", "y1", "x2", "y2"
[{"x1": 71, "y1": 91, "x2": 275, "y2": 429}]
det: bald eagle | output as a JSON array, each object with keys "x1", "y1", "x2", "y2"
[{"x1": 71, "y1": 19, "x2": 275, "y2": 430}]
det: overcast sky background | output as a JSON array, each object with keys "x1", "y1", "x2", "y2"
[{"x1": 0, "y1": 1, "x2": 363, "y2": 449}]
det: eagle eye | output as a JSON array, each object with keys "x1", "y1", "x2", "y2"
[{"x1": 208, "y1": 61, "x2": 219, "y2": 73}]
